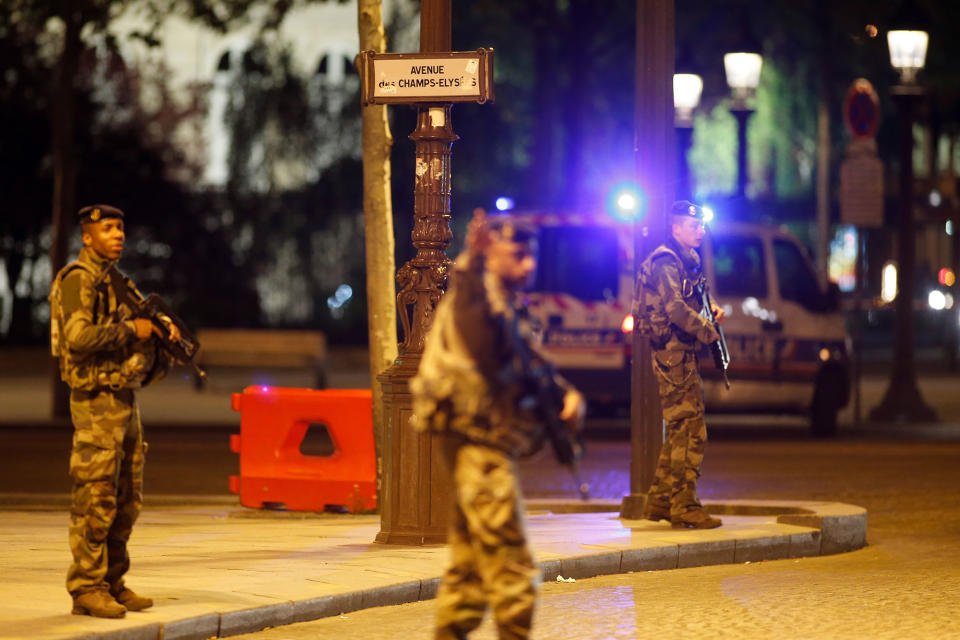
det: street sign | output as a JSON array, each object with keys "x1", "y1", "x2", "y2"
[
  {"x1": 840, "y1": 139, "x2": 885, "y2": 228},
  {"x1": 843, "y1": 78, "x2": 881, "y2": 140},
  {"x1": 358, "y1": 49, "x2": 494, "y2": 106}
]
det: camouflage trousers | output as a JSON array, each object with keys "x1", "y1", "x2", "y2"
[
  {"x1": 434, "y1": 438, "x2": 539, "y2": 640},
  {"x1": 647, "y1": 349, "x2": 708, "y2": 517},
  {"x1": 66, "y1": 388, "x2": 145, "y2": 597}
]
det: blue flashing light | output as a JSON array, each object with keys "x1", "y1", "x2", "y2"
[
  {"x1": 702, "y1": 205, "x2": 715, "y2": 224},
  {"x1": 605, "y1": 181, "x2": 646, "y2": 222},
  {"x1": 495, "y1": 196, "x2": 515, "y2": 212}
]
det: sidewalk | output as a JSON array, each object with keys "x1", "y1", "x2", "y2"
[{"x1": 0, "y1": 498, "x2": 866, "y2": 640}]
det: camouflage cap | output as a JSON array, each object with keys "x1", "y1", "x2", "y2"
[
  {"x1": 671, "y1": 200, "x2": 702, "y2": 220},
  {"x1": 78, "y1": 204, "x2": 124, "y2": 224},
  {"x1": 488, "y1": 215, "x2": 537, "y2": 244}
]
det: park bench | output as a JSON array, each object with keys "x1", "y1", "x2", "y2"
[{"x1": 194, "y1": 329, "x2": 328, "y2": 390}]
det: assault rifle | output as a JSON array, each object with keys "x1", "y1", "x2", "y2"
[
  {"x1": 502, "y1": 306, "x2": 590, "y2": 500},
  {"x1": 697, "y1": 281, "x2": 731, "y2": 390},
  {"x1": 105, "y1": 266, "x2": 207, "y2": 384}
]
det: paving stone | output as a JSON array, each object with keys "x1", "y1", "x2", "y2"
[
  {"x1": 218, "y1": 602, "x2": 293, "y2": 637},
  {"x1": 162, "y1": 614, "x2": 220, "y2": 640},
  {"x1": 100, "y1": 624, "x2": 161, "y2": 640},
  {"x1": 734, "y1": 535, "x2": 791, "y2": 563},
  {"x1": 677, "y1": 539, "x2": 736, "y2": 568},
  {"x1": 559, "y1": 552, "x2": 622, "y2": 580},
  {"x1": 788, "y1": 530, "x2": 822, "y2": 558},
  {"x1": 620, "y1": 545, "x2": 678, "y2": 572},
  {"x1": 359, "y1": 580, "x2": 421, "y2": 609},
  {"x1": 291, "y1": 591, "x2": 363, "y2": 624},
  {"x1": 419, "y1": 577, "x2": 441, "y2": 600}
]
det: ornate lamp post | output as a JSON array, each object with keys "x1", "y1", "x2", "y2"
[
  {"x1": 870, "y1": 25, "x2": 937, "y2": 422},
  {"x1": 723, "y1": 49, "x2": 762, "y2": 200},
  {"x1": 673, "y1": 72, "x2": 702, "y2": 200}
]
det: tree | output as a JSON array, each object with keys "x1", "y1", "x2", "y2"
[{"x1": 358, "y1": 0, "x2": 398, "y2": 504}]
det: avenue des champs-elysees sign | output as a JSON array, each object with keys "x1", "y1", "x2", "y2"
[{"x1": 358, "y1": 49, "x2": 494, "y2": 105}]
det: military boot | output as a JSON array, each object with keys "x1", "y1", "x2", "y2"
[
  {"x1": 113, "y1": 587, "x2": 154, "y2": 611},
  {"x1": 671, "y1": 507, "x2": 722, "y2": 530},
  {"x1": 72, "y1": 590, "x2": 126, "y2": 618}
]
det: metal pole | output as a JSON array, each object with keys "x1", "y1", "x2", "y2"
[
  {"x1": 869, "y1": 88, "x2": 936, "y2": 422},
  {"x1": 621, "y1": 0, "x2": 674, "y2": 520},
  {"x1": 732, "y1": 108, "x2": 753, "y2": 201},
  {"x1": 676, "y1": 125, "x2": 694, "y2": 200},
  {"x1": 376, "y1": 0, "x2": 457, "y2": 544}
]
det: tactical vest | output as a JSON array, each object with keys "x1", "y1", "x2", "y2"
[
  {"x1": 633, "y1": 245, "x2": 702, "y2": 348},
  {"x1": 49, "y1": 260, "x2": 157, "y2": 391}
]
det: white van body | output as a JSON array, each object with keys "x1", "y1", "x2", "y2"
[{"x1": 511, "y1": 212, "x2": 850, "y2": 435}]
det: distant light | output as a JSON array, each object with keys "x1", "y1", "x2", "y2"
[
  {"x1": 929, "y1": 290, "x2": 947, "y2": 311},
  {"x1": 495, "y1": 196, "x2": 515, "y2": 212},
  {"x1": 260, "y1": 386, "x2": 270, "y2": 392},
  {"x1": 819, "y1": 348, "x2": 831, "y2": 362},
  {"x1": 702, "y1": 205, "x2": 715, "y2": 224},
  {"x1": 945, "y1": 293, "x2": 955, "y2": 309},
  {"x1": 938, "y1": 268, "x2": 955, "y2": 287},
  {"x1": 930, "y1": 190, "x2": 942, "y2": 207},
  {"x1": 327, "y1": 284, "x2": 353, "y2": 310},
  {"x1": 621, "y1": 314, "x2": 634, "y2": 333},
  {"x1": 881, "y1": 261, "x2": 898, "y2": 303},
  {"x1": 606, "y1": 181, "x2": 646, "y2": 222},
  {"x1": 947, "y1": 220, "x2": 954, "y2": 236}
]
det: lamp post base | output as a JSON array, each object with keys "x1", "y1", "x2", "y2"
[
  {"x1": 620, "y1": 494, "x2": 649, "y2": 520},
  {"x1": 868, "y1": 374, "x2": 937, "y2": 423}
]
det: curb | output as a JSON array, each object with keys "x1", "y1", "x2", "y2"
[{"x1": 64, "y1": 499, "x2": 866, "y2": 640}]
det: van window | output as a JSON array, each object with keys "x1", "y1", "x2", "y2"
[
  {"x1": 774, "y1": 239, "x2": 825, "y2": 311},
  {"x1": 711, "y1": 235, "x2": 767, "y2": 298},
  {"x1": 534, "y1": 226, "x2": 619, "y2": 301}
]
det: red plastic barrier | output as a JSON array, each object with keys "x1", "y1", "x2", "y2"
[{"x1": 229, "y1": 386, "x2": 376, "y2": 512}]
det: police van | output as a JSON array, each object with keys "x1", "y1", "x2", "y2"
[{"x1": 513, "y1": 211, "x2": 851, "y2": 437}]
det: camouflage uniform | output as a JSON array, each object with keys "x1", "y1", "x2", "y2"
[
  {"x1": 638, "y1": 237, "x2": 719, "y2": 518},
  {"x1": 412, "y1": 249, "x2": 567, "y2": 640},
  {"x1": 50, "y1": 246, "x2": 167, "y2": 599}
]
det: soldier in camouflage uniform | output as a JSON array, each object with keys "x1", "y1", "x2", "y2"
[
  {"x1": 411, "y1": 209, "x2": 585, "y2": 640},
  {"x1": 50, "y1": 204, "x2": 177, "y2": 617},
  {"x1": 634, "y1": 201, "x2": 725, "y2": 529}
]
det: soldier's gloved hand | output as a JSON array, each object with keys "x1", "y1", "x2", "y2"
[
  {"x1": 711, "y1": 302, "x2": 726, "y2": 325},
  {"x1": 132, "y1": 318, "x2": 158, "y2": 341},
  {"x1": 466, "y1": 207, "x2": 492, "y2": 258},
  {"x1": 165, "y1": 321, "x2": 182, "y2": 343},
  {"x1": 560, "y1": 389, "x2": 586, "y2": 433}
]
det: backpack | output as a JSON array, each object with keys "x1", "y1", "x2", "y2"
[
  {"x1": 48, "y1": 261, "x2": 100, "y2": 357},
  {"x1": 632, "y1": 246, "x2": 683, "y2": 348}
]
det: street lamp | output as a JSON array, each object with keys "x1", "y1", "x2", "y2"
[
  {"x1": 673, "y1": 72, "x2": 702, "y2": 200},
  {"x1": 724, "y1": 49, "x2": 762, "y2": 200},
  {"x1": 887, "y1": 29, "x2": 928, "y2": 84},
  {"x1": 869, "y1": 22, "x2": 936, "y2": 422}
]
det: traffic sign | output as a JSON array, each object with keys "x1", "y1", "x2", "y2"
[
  {"x1": 843, "y1": 78, "x2": 881, "y2": 140},
  {"x1": 840, "y1": 140, "x2": 884, "y2": 228},
  {"x1": 358, "y1": 49, "x2": 494, "y2": 106}
]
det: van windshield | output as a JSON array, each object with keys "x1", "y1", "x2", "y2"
[
  {"x1": 711, "y1": 235, "x2": 768, "y2": 298},
  {"x1": 534, "y1": 226, "x2": 620, "y2": 301},
  {"x1": 774, "y1": 239, "x2": 829, "y2": 311}
]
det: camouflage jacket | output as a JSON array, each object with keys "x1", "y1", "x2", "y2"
[
  {"x1": 49, "y1": 248, "x2": 164, "y2": 391},
  {"x1": 410, "y1": 250, "x2": 568, "y2": 457},
  {"x1": 638, "y1": 238, "x2": 719, "y2": 354}
]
